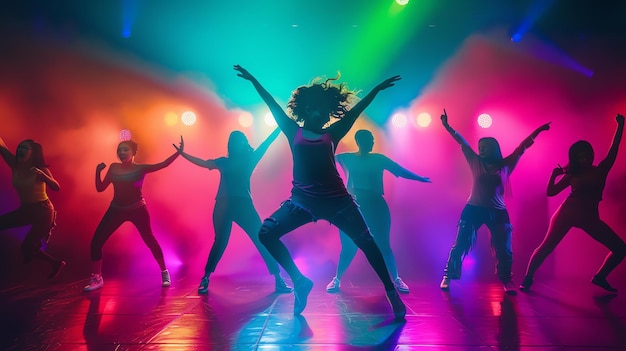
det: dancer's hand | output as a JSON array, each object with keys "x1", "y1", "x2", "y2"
[
  {"x1": 552, "y1": 165, "x2": 566, "y2": 176},
  {"x1": 96, "y1": 163, "x2": 107, "y2": 172},
  {"x1": 31, "y1": 167, "x2": 45, "y2": 176},
  {"x1": 234, "y1": 65, "x2": 254, "y2": 81},
  {"x1": 173, "y1": 135, "x2": 184, "y2": 153},
  {"x1": 538, "y1": 122, "x2": 551, "y2": 132},
  {"x1": 375, "y1": 75, "x2": 401, "y2": 91},
  {"x1": 440, "y1": 109, "x2": 449, "y2": 127},
  {"x1": 616, "y1": 114, "x2": 624, "y2": 124}
]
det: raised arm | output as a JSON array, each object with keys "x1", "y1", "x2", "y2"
[
  {"x1": 234, "y1": 65, "x2": 297, "y2": 136},
  {"x1": 546, "y1": 166, "x2": 570, "y2": 197},
  {"x1": 95, "y1": 163, "x2": 111, "y2": 192},
  {"x1": 518, "y1": 122, "x2": 551, "y2": 150},
  {"x1": 33, "y1": 167, "x2": 60, "y2": 191},
  {"x1": 252, "y1": 127, "x2": 281, "y2": 165},
  {"x1": 173, "y1": 135, "x2": 217, "y2": 169},
  {"x1": 440, "y1": 109, "x2": 471, "y2": 148},
  {"x1": 0, "y1": 136, "x2": 16, "y2": 167},
  {"x1": 598, "y1": 114, "x2": 624, "y2": 171},
  {"x1": 331, "y1": 75, "x2": 401, "y2": 140}
]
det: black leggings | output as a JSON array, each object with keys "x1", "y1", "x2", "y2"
[
  {"x1": 0, "y1": 200, "x2": 55, "y2": 262},
  {"x1": 90, "y1": 205, "x2": 166, "y2": 270},
  {"x1": 258, "y1": 194, "x2": 395, "y2": 291},
  {"x1": 444, "y1": 204, "x2": 513, "y2": 282}
]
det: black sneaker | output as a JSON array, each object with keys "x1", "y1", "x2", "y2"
[
  {"x1": 198, "y1": 276, "x2": 209, "y2": 295},
  {"x1": 386, "y1": 289, "x2": 407, "y2": 320},
  {"x1": 592, "y1": 275, "x2": 617, "y2": 293},
  {"x1": 293, "y1": 276, "x2": 313, "y2": 315},
  {"x1": 519, "y1": 276, "x2": 533, "y2": 292},
  {"x1": 275, "y1": 275, "x2": 293, "y2": 294},
  {"x1": 503, "y1": 280, "x2": 517, "y2": 296}
]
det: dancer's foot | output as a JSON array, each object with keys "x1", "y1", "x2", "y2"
[
  {"x1": 275, "y1": 275, "x2": 293, "y2": 294},
  {"x1": 519, "y1": 275, "x2": 533, "y2": 292},
  {"x1": 503, "y1": 280, "x2": 517, "y2": 296},
  {"x1": 325, "y1": 277, "x2": 341, "y2": 293},
  {"x1": 394, "y1": 277, "x2": 410, "y2": 294},
  {"x1": 198, "y1": 276, "x2": 209, "y2": 295},
  {"x1": 293, "y1": 276, "x2": 313, "y2": 315},
  {"x1": 386, "y1": 289, "x2": 406, "y2": 320},
  {"x1": 161, "y1": 270, "x2": 171, "y2": 287},
  {"x1": 84, "y1": 273, "x2": 104, "y2": 292},
  {"x1": 48, "y1": 260, "x2": 66, "y2": 279},
  {"x1": 440, "y1": 276, "x2": 450, "y2": 291},
  {"x1": 592, "y1": 275, "x2": 617, "y2": 293}
]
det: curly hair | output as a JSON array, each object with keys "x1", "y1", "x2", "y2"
[
  {"x1": 286, "y1": 75, "x2": 356, "y2": 125},
  {"x1": 118, "y1": 140, "x2": 138, "y2": 154}
]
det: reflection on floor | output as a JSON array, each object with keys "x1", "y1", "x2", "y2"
[{"x1": 1, "y1": 268, "x2": 625, "y2": 350}]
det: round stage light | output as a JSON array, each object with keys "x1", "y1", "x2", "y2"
[
  {"x1": 181, "y1": 111, "x2": 197, "y2": 126},
  {"x1": 416, "y1": 112, "x2": 432, "y2": 128},
  {"x1": 477, "y1": 113, "x2": 492, "y2": 128},
  {"x1": 238, "y1": 112, "x2": 254, "y2": 128},
  {"x1": 119, "y1": 129, "x2": 132, "y2": 141},
  {"x1": 391, "y1": 113, "x2": 407, "y2": 128},
  {"x1": 264, "y1": 112, "x2": 277, "y2": 127}
]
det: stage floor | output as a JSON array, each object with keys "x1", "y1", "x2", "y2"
[{"x1": 2, "y1": 268, "x2": 625, "y2": 350}]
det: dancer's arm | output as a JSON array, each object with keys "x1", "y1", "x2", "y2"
[
  {"x1": 0, "y1": 136, "x2": 16, "y2": 167},
  {"x1": 173, "y1": 136, "x2": 217, "y2": 169},
  {"x1": 518, "y1": 122, "x2": 551, "y2": 150},
  {"x1": 252, "y1": 127, "x2": 281, "y2": 165},
  {"x1": 386, "y1": 158, "x2": 431, "y2": 183},
  {"x1": 440, "y1": 109, "x2": 471, "y2": 148},
  {"x1": 143, "y1": 137, "x2": 182, "y2": 174},
  {"x1": 332, "y1": 76, "x2": 401, "y2": 141},
  {"x1": 32, "y1": 166, "x2": 60, "y2": 191},
  {"x1": 234, "y1": 65, "x2": 297, "y2": 137},
  {"x1": 598, "y1": 114, "x2": 624, "y2": 171},
  {"x1": 546, "y1": 166, "x2": 570, "y2": 197},
  {"x1": 95, "y1": 163, "x2": 111, "y2": 192}
]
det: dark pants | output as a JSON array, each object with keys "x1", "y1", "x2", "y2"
[
  {"x1": 259, "y1": 194, "x2": 395, "y2": 291},
  {"x1": 0, "y1": 200, "x2": 55, "y2": 262},
  {"x1": 444, "y1": 204, "x2": 513, "y2": 283},
  {"x1": 90, "y1": 205, "x2": 165, "y2": 270},
  {"x1": 204, "y1": 197, "x2": 280, "y2": 275}
]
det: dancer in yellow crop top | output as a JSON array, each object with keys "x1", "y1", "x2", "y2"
[{"x1": 0, "y1": 137, "x2": 66, "y2": 279}]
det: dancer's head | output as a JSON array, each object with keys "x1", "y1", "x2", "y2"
[
  {"x1": 567, "y1": 140, "x2": 594, "y2": 175},
  {"x1": 287, "y1": 76, "x2": 355, "y2": 133},
  {"x1": 16, "y1": 139, "x2": 46, "y2": 167},
  {"x1": 355, "y1": 129, "x2": 374, "y2": 153},
  {"x1": 227, "y1": 131, "x2": 253, "y2": 157},
  {"x1": 477, "y1": 137, "x2": 503, "y2": 164},
  {"x1": 117, "y1": 140, "x2": 138, "y2": 163}
]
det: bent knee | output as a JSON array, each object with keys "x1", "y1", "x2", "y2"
[{"x1": 259, "y1": 218, "x2": 279, "y2": 242}]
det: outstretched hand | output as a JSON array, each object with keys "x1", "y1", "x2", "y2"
[
  {"x1": 234, "y1": 65, "x2": 254, "y2": 81},
  {"x1": 538, "y1": 122, "x2": 552, "y2": 132},
  {"x1": 440, "y1": 109, "x2": 449, "y2": 127},
  {"x1": 616, "y1": 113, "x2": 625, "y2": 124},
  {"x1": 173, "y1": 136, "x2": 184, "y2": 153},
  {"x1": 375, "y1": 75, "x2": 401, "y2": 91},
  {"x1": 420, "y1": 176, "x2": 432, "y2": 183}
]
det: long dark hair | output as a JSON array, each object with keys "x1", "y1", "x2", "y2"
[
  {"x1": 286, "y1": 75, "x2": 355, "y2": 125},
  {"x1": 567, "y1": 140, "x2": 594, "y2": 175},
  {"x1": 478, "y1": 137, "x2": 504, "y2": 165},
  {"x1": 15, "y1": 139, "x2": 48, "y2": 169},
  {"x1": 227, "y1": 131, "x2": 253, "y2": 158}
]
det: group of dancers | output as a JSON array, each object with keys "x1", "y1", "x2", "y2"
[{"x1": 1, "y1": 65, "x2": 624, "y2": 319}]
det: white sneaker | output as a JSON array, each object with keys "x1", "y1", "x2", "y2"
[
  {"x1": 84, "y1": 273, "x2": 104, "y2": 292},
  {"x1": 394, "y1": 277, "x2": 410, "y2": 294},
  {"x1": 326, "y1": 277, "x2": 341, "y2": 293},
  {"x1": 161, "y1": 270, "x2": 171, "y2": 287}
]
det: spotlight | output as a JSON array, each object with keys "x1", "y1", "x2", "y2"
[
  {"x1": 238, "y1": 112, "x2": 254, "y2": 128},
  {"x1": 181, "y1": 111, "x2": 197, "y2": 126},
  {"x1": 416, "y1": 112, "x2": 432, "y2": 128},
  {"x1": 395, "y1": 0, "x2": 409, "y2": 5},
  {"x1": 119, "y1": 129, "x2": 132, "y2": 141},
  {"x1": 477, "y1": 113, "x2": 492, "y2": 128},
  {"x1": 264, "y1": 112, "x2": 277, "y2": 127},
  {"x1": 391, "y1": 112, "x2": 407, "y2": 128}
]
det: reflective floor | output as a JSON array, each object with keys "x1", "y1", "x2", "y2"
[{"x1": 2, "y1": 268, "x2": 626, "y2": 350}]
